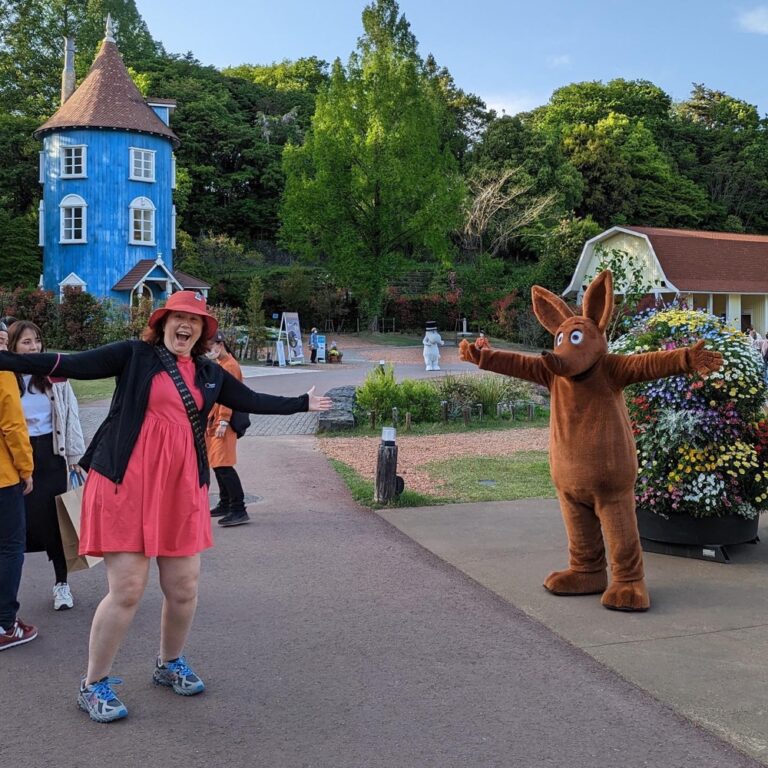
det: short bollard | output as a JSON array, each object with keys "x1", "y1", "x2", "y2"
[{"x1": 375, "y1": 427, "x2": 400, "y2": 503}]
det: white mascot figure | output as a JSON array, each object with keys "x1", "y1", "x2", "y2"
[{"x1": 422, "y1": 322, "x2": 444, "y2": 371}]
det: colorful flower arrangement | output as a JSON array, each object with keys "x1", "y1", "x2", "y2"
[{"x1": 610, "y1": 306, "x2": 768, "y2": 519}]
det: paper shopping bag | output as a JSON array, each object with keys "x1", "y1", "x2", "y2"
[{"x1": 55, "y1": 476, "x2": 102, "y2": 572}]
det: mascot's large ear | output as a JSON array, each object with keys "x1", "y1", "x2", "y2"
[
  {"x1": 582, "y1": 270, "x2": 614, "y2": 333},
  {"x1": 532, "y1": 285, "x2": 574, "y2": 335}
]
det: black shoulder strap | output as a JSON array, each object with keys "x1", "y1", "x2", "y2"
[{"x1": 154, "y1": 345, "x2": 208, "y2": 480}]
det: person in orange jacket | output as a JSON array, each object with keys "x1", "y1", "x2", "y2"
[
  {"x1": 0, "y1": 368, "x2": 35, "y2": 650},
  {"x1": 205, "y1": 331, "x2": 249, "y2": 527}
]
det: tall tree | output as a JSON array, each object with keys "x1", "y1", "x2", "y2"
[
  {"x1": 279, "y1": 0, "x2": 465, "y2": 314},
  {"x1": 0, "y1": 0, "x2": 158, "y2": 118}
]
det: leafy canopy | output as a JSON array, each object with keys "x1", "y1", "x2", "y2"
[{"x1": 279, "y1": 0, "x2": 465, "y2": 314}]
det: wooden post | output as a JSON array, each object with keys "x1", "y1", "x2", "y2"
[
  {"x1": 462, "y1": 406, "x2": 471, "y2": 426},
  {"x1": 375, "y1": 439, "x2": 399, "y2": 503},
  {"x1": 392, "y1": 406, "x2": 399, "y2": 427},
  {"x1": 404, "y1": 412, "x2": 412, "y2": 431},
  {"x1": 441, "y1": 400, "x2": 449, "y2": 422}
]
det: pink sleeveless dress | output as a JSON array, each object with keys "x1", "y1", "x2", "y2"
[{"x1": 79, "y1": 356, "x2": 213, "y2": 557}]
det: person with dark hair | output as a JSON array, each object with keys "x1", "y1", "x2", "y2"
[
  {"x1": 0, "y1": 365, "x2": 35, "y2": 650},
  {"x1": 8, "y1": 321, "x2": 85, "y2": 611},
  {"x1": 309, "y1": 327, "x2": 318, "y2": 364},
  {"x1": 206, "y1": 330, "x2": 249, "y2": 526},
  {"x1": 0, "y1": 290, "x2": 332, "y2": 722},
  {"x1": 0, "y1": 321, "x2": 8, "y2": 351}
]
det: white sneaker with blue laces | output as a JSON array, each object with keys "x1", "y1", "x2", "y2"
[{"x1": 153, "y1": 656, "x2": 205, "y2": 696}]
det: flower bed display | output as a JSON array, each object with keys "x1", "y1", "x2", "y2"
[{"x1": 611, "y1": 307, "x2": 768, "y2": 521}]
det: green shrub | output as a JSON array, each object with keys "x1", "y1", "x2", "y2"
[
  {"x1": 355, "y1": 364, "x2": 402, "y2": 423},
  {"x1": 398, "y1": 379, "x2": 440, "y2": 422},
  {"x1": 435, "y1": 374, "x2": 543, "y2": 417},
  {"x1": 355, "y1": 368, "x2": 442, "y2": 425}
]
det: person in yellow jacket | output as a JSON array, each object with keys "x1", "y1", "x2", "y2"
[
  {"x1": 0, "y1": 368, "x2": 35, "y2": 650},
  {"x1": 205, "y1": 331, "x2": 249, "y2": 527}
]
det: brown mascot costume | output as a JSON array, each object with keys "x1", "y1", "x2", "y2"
[{"x1": 459, "y1": 270, "x2": 723, "y2": 611}]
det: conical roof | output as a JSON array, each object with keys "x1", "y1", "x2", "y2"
[{"x1": 35, "y1": 38, "x2": 179, "y2": 147}]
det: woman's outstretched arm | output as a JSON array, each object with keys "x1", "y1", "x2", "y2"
[{"x1": 0, "y1": 341, "x2": 132, "y2": 380}]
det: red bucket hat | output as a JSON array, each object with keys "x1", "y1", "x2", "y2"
[{"x1": 148, "y1": 291, "x2": 218, "y2": 340}]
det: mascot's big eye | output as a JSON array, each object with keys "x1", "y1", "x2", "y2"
[
  {"x1": 570, "y1": 330, "x2": 584, "y2": 345},
  {"x1": 556, "y1": 332, "x2": 564, "y2": 346}
]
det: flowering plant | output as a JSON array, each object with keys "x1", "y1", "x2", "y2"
[{"x1": 611, "y1": 306, "x2": 768, "y2": 519}]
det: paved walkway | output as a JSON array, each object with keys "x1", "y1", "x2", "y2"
[{"x1": 4, "y1": 434, "x2": 760, "y2": 768}]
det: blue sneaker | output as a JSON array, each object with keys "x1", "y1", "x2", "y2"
[
  {"x1": 153, "y1": 656, "x2": 205, "y2": 696},
  {"x1": 77, "y1": 676, "x2": 128, "y2": 723}
]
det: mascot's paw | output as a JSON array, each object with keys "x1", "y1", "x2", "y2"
[
  {"x1": 601, "y1": 580, "x2": 650, "y2": 612},
  {"x1": 543, "y1": 568, "x2": 607, "y2": 596},
  {"x1": 458, "y1": 339, "x2": 482, "y2": 364},
  {"x1": 687, "y1": 340, "x2": 723, "y2": 376}
]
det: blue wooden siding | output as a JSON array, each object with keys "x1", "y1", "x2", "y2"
[
  {"x1": 149, "y1": 105, "x2": 170, "y2": 125},
  {"x1": 41, "y1": 128, "x2": 175, "y2": 302}
]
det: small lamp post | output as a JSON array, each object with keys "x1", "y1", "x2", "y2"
[{"x1": 375, "y1": 427, "x2": 399, "y2": 503}]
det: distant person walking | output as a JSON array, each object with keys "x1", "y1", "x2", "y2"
[
  {"x1": 0, "y1": 290, "x2": 332, "y2": 722},
  {"x1": 8, "y1": 321, "x2": 85, "y2": 611},
  {"x1": 309, "y1": 327, "x2": 319, "y2": 364},
  {"x1": 206, "y1": 331, "x2": 249, "y2": 527},
  {"x1": 0, "y1": 367, "x2": 35, "y2": 651}
]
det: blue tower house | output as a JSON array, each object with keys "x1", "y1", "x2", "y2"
[{"x1": 34, "y1": 17, "x2": 208, "y2": 305}]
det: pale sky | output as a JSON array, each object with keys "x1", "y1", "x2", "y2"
[{"x1": 135, "y1": 0, "x2": 768, "y2": 117}]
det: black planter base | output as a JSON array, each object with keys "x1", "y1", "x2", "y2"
[{"x1": 637, "y1": 508, "x2": 760, "y2": 564}]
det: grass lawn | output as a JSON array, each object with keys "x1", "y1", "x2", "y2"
[
  {"x1": 331, "y1": 450, "x2": 555, "y2": 509},
  {"x1": 423, "y1": 452, "x2": 555, "y2": 503},
  {"x1": 70, "y1": 378, "x2": 115, "y2": 403}
]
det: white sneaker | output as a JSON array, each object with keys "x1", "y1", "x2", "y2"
[{"x1": 53, "y1": 582, "x2": 73, "y2": 611}]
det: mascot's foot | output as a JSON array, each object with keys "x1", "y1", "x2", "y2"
[
  {"x1": 543, "y1": 568, "x2": 607, "y2": 596},
  {"x1": 601, "y1": 580, "x2": 650, "y2": 612}
]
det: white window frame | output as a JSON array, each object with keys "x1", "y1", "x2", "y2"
[
  {"x1": 39, "y1": 151, "x2": 45, "y2": 184},
  {"x1": 130, "y1": 147, "x2": 156, "y2": 182},
  {"x1": 61, "y1": 145, "x2": 87, "y2": 178},
  {"x1": 58, "y1": 272, "x2": 87, "y2": 303},
  {"x1": 171, "y1": 205, "x2": 177, "y2": 249},
  {"x1": 129, "y1": 196, "x2": 156, "y2": 245},
  {"x1": 59, "y1": 194, "x2": 87, "y2": 243},
  {"x1": 38, "y1": 200, "x2": 44, "y2": 246}
]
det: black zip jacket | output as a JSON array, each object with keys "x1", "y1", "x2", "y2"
[{"x1": 0, "y1": 341, "x2": 308, "y2": 487}]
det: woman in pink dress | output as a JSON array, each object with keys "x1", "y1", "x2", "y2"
[{"x1": 0, "y1": 291, "x2": 331, "y2": 722}]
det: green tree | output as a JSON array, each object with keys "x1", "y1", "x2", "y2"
[
  {"x1": 530, "y1": 216, "x2": 602, "y2": 294},
  {"x1": 0, "y1": 207, "x2": 41, "y2": 289},
  {"x1": 245, "y1": 274, "x2": 267, "y2": 356},
  {"x1": 280, "y1": 0, "x2": 465, "y2": 314},
  {"x1": 468, "y1": 114, "x2": 583, "y2": 214},
  {"x1": 0, "y1": 0, "x2": 158, "y2": 118},
  {"x1": 143, "y1": 54, "x2": 308, "y2": 243},
  {"x1": 194, "y1": 233, "x2": 263, "y2": 306},
  {"x1": 564, "y1": 112, "x2": 709, "y2": 227},
  {"x1": 670, "y1": 85, "x2": 768, "y2": 231}
]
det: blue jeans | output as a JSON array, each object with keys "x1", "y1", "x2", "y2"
[{"x1": 0, "y1": 482, "x2": 26, "y2": 629}]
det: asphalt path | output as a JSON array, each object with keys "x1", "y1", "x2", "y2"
[{"x1": 1, "y1": 354, "x2": 762, "y2": 767}]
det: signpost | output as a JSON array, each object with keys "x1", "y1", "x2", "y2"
[
  {"x1": 317, "y1": 334, "x2": 327, "y2": 363},
  {"x1": 276, "y1": 312, "x2": 305, "y2": 365}
]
